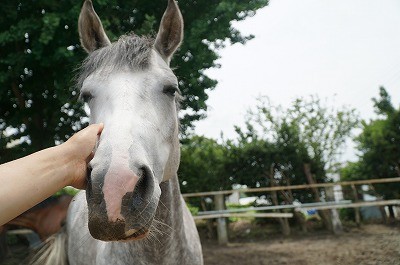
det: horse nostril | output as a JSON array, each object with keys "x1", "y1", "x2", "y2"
[
  {"x1": 131, "y1": 166, "x2": 154, "y2": 210},
  {"x1": 132, "y1": 192, "x2": 143, "y2": 206},
  {"x1": 137, "y1": 166, "x2": 148, "y2": 181}
]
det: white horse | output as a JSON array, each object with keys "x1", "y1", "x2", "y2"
[{"x1": 31, "y1": 0, "x2": 203, "y2": 264}]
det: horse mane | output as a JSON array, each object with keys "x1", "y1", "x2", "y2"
[{"x1": 76, "y1": 34, "x2": 154, "y2": 90}]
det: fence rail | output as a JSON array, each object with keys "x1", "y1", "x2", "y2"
[
  {"x1": 193, "y1": 212, "x2": 293, "y2": 220},
  {"x1": 197, "y1": 200, "x2": 352, "y2": 215},
  {"x1": 183, "y1": 177, "x2": 400, "y2": 198},
  {"x1": 298, "y1": 199, "x2": 400, "y2": 211},
  {"x1": 183, "y1": 177, "x2": 400, "y2": 245}
]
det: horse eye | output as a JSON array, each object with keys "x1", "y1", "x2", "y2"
[
  {"x1": 80, "y1": 92, "x2": 93, "y2": 103},
  {"x1": 163, "y1": 85, "x2": 179, "y2": 97}
]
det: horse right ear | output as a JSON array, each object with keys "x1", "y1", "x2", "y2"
[
  {"x1": 154, "y1": 0, "x2": 184, "y2": 65},
  {"x1": 78, "y1": 0, "x2": 111, "y2": 53}
]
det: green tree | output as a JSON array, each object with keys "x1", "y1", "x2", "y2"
[
  {"x1": 222, "y1": 96, "x2": 359, "y2": 195},
  {"x1": 347, "y1": 88, "x2": 400, "y2": 200},
  {"x1": 237, "y1": 96, "x2": 359, "y2": 184},
  {"x1": 179, "y1": 136, "x2": 228, "y2": 193},
  {"x1": 0, "y1": 0, "x2": 268, "y2": 163},
  {"x1": 230, "y1": 96, "x2": 358, "y2": 231}
]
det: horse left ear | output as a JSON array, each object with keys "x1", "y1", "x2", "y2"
[{"x1": 155, "y1": 0, "x2": 184, "y2": 65}]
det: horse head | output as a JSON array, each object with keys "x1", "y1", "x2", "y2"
[{"x1": 77, "y1": 0, "x2": 183, "y2": 241}]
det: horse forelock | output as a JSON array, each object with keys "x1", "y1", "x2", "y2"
[{"x1": 76, "y1": 34, "x2": 154, "y2": 90}]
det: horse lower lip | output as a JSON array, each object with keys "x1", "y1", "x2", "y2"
[{"x1": 122, "y1": 228, "x2": 148, "y2": 241}]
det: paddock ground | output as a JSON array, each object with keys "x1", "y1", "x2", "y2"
[
  {"x1": 202, "y1": 223, "x2": 400, "y2": 265},
  {"x1": 2, "y1": 223, "x2": 399, "y2": 265}
]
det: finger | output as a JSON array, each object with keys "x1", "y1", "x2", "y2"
[
  {"x1": 91, "y1": 123, "x2": 104, "y2": 135},
  {"x1": 97, "y1": 123, "x2": 104, "y2": 134},
  {"x1": 83, "y1": 123, "x2": 104, "y2": 137},
  {"x1": 86, "y1": 151, "x2": 95, "y2": 163}
]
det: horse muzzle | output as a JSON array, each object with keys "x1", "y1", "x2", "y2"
[{"x1": 86, "y1": 164, "x2": 160, "y2": 241}]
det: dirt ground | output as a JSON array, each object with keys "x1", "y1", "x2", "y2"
[
  {"x1": 202, "y1": 223, "x2": 400, "y2": 265},
  {"x1": 2, "y1": 223, "x2": 399, "y2": 265}
]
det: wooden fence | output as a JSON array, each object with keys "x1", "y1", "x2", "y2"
[{"x1": 182, "y1": 177, "x2": 400, "y2": 244}]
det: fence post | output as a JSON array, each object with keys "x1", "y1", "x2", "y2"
[
  {"x1": 351, "y1": 184, "x2": 361, "y2": 226},
  {"x1": 325, "y1": 187, "x2": 343, "y2": 234},
  {"x1": 215, "y1": 194, "x2": 228, "y2": 245}
]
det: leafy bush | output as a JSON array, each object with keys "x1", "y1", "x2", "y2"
[{"x1": 186, "y1": 203, "x2": 199, "y2": 216}]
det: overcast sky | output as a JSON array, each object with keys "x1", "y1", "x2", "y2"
[{"x1": 194, "y1": 0, "x2": 400, "y2": 161}]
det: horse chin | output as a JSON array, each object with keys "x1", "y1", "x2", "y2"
[
  {"x1": 89, "y1": 223, "x2": 151, "y2": 242},
  {"x1": 87, "y1": 213, "x2": 153, "y2": 242}
]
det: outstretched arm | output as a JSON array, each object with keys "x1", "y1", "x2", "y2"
[{"x1": 0, "y1": 123, "x2": 103, "y2": 226}]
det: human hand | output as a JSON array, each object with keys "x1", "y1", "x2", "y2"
[{"x1": 62, "y1": 123, "x2": 104, "y2": 189}]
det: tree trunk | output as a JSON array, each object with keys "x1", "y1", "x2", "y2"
[
  {"x1": 201, "y1": 198, "x2": 214, "y2": 239},
  {"x1": 294, "y1": 211, "x2": 308, "y2": 233},
  {"x1": 395, "y1": 161, "x2": 400, "y2": 177},
  {"x1": 280, "y1": 172, "x2": 308, "y2": 233},
  {"x1": 388, "y1": 205, "x2": 396, "y2": 220},
  {"x1": 303, "y1": 163, "x2": 333, "y2": 232},
  {"x1": 379, "y1": 206, "x2": 388, "y2": 224},
  {"x1": 267, "y1": 167, "x2": 290, "y2": 236},
  {"x1": 351, "y1": 184, "x2": 361, "y2": 226},
  {"x1": 368, "y1": 185, "x2": 388, "y2": 224}
]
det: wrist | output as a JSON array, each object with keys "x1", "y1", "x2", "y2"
[
  {"x1": 59, "y1": 140, "x2": 76, "y2": 163},
  {"x1": 59, "y1": 140, "x2": 88, "y2": 189},
  {"x1": 57, "y1": 142, "x2": 80, "y2": 186}
]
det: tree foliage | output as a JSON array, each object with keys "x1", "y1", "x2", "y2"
[
  {"x1": 226, "y1": 96, "x2": 358, "y2": 202},
  {"x1": 0, "y1": 0, "x2": 268, "y2": 163},
  {"x1": 247, "y1": 96, "x2": 359, "y2": 172},
  {"x1": 342, "y1": 87, "x2": 400, "y2": 199},
  {"x1": 179, "y1": 136, "x2": 229, "y2": 193},
  {"x1": 180, "y1": 96, "x2": 358, "y2": 205}
]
